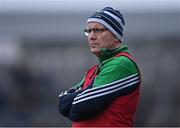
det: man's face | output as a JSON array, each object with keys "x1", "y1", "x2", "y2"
[{"x1": 86, "y1": 22, "x2": 119, "y2": 56}]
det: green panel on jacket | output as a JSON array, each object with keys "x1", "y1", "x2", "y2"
[{"x1": 93, "y1": 56, "x2": 138, "y2": 87}]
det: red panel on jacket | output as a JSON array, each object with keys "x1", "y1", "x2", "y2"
[{"x1": 72, "y1": 86, "x2": 140, "y2": 127}]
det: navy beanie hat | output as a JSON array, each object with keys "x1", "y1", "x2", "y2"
[{"x1": 87, "y1": 7, "x2": 125, "y2": 42}]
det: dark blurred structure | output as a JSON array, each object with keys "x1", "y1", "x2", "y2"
[{"x1": 0, "y1": 0, "x2": 180, "y2": 127}]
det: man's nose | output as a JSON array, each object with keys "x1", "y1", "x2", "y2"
[{"x1": 88, "y1": 31, "x2": 96, "y2": 40}]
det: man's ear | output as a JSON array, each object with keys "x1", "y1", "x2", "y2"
[
  {"x1": 115, "y1": 38, "x2": 120, "y2": 43},
  {"x1": 116, "y1": 38, "x2": 123, "y2": 44}
]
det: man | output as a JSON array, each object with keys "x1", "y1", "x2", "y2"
[{"x1": 58, "y1": 7, "x2": 141, "y2": 127}]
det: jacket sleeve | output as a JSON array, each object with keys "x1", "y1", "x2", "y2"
[
  {"x1": 58, "y1": 88, "x2": 82, "y2": 117},
  {"x1": 58, "y1": 78, "x2": 84, "y2": 117},
  {"x1": 67, "y1": 57, "x2": 141, "y2": 121}
]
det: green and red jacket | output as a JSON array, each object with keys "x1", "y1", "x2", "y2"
[{"x1": 58, "y1": 45, "x2": 141, "y2": 127}]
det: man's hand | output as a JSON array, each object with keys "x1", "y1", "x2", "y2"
[
  {"x1": 59, "y1": 87, "x2": 82, "y2": 97},
  {"x1": 59, "y1": 91, "x2": 68, "y2": 97}
]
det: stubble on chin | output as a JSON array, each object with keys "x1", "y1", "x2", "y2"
[{"x1": 90, "y1": 48, "x2": 101, "y2": 56}]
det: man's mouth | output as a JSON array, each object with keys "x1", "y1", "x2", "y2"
[
  {"x1": 90, "y1": 44, "x2": 98, "y2": 49},
  {"x1": 90, "y1": 43, "x2": 98, "y2": 46}
]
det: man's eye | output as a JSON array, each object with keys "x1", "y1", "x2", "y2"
[
  {"x1": 88, "y1": 29, "x2": 93, "y2": 33},
  {"x1": 94, "y1": 29, "x2": 100, "y2": 32},
  {"x1": 84, "y1": 29, "x2": 91, "y2": 33}
]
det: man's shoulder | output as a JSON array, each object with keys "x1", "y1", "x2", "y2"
[
  {"x1": 101, "y1": 55, "x2": 138, "y2": 74},
  {"x1": 94, "y1": 56, "x2": 139, "y2": 87},
  {"x1": 104, "y1": 55, "x2": 135, "y2": 67}
]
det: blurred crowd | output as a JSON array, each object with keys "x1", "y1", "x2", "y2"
[{"x1": 0, "y1": 41, "x2": 55, "y2": 126}]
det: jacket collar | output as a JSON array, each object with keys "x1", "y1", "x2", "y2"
[{"x1": 97, "y1": 44, "x2": 129, "y2": 62}]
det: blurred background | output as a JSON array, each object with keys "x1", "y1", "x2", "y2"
[{"x1": 0, "y1": 0, "x2": 180, "y2": 126}]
